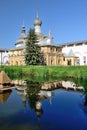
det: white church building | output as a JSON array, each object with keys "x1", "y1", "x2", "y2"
[{"x1": 61, "y1": 40, "x2": 87, "y2": 65}]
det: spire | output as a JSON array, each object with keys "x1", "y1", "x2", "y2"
[
  {"x1": 47, "y1": 30, "x2": 54, "y2": 45},
  {"x1": 36, "y1": 6, "x2": 38, "y2": 18},
  {"x1": 48, "y1": 30, "x2": 52, "y2": 38},
  {"x1": 21, "y1": 22, "x2": 26, "y2": 37}
]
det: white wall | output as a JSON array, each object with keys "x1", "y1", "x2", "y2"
[
  {"x1": 0, "y1": 51, "x2": 9, "y2": 65},
  {"x1": 62, "y1": 43, "x2": 87, "y2": 65}
]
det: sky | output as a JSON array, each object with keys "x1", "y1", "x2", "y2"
[{"x1": 0, "y1": 0, "x2": 87, "y2": 49}]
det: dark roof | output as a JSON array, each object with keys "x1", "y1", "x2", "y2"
[
  {"x1": 0, "y1": 49, "x2": 9, "y2": 52},
  {"x1": 58, "y1": 40, "x2": 87, "y2": 47},
  {"x1": 40, "y1": 44, "x2": 61, "y2": 48}
]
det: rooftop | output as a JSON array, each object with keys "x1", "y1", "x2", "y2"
[{"x1": 58, "y1": 40, "x2": 87, "y2": 47}]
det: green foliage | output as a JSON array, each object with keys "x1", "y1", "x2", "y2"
[
  {"x1": 0, "y1": 66, "x2": 22, "y2": 79},
  {"x1": 1, "y1": 66, "x2": 87, "y2": 80},
  {"x1": 25, "y1": 28, "x2": 46, "y2": 65}
]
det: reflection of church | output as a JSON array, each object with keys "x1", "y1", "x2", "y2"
[
  {"x1": 0, "y1": 90, "x2": 12, "y2": 104},
  {"x1": 9, "y1": 10, "x2": 78, "y2": 66},
  {"x1": 16, "y1": 81, "x2": 54, "y2": 119}
]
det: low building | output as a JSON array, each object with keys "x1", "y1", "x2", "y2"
[
  {"x1": 0, "y1": 49, "x2": 9, "y2": 65},
  {"x1": 61, "y1": 41, "x2": 87, "y2": 65}
]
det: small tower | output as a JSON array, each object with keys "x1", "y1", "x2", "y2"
[
  {"x1": 21, "y1": 23, "x2": 26, "y2": 37},
  {"x1": 34, "y1": 8, "x2": 42, "y2": 34},
  {"x1": 15, "y1": 23, "x2": 27, "y2": 47}
]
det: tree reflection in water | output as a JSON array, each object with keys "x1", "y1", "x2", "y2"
[
  {"x1": 26, "y1": 81, "x2": 43, "y2": 119},
  {"x1": 81, "y1": 88, "x2": 87, "y2": 115}
]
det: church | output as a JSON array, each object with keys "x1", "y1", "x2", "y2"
[
  {"x1": 8, "y1": 10, "x2": 87, "y2": 66},
  {"x1": 9, "y1": 12, "x2": 63, "y2": 66}
]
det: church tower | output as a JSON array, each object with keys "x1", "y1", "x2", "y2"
[
  {"x1": 15, "y1": 23, "x2": 27, "y2": 47},
  {"x1": 34, "y1": 8, "x2": 42, "y2": 34},
  {"x1": 21, "y1": 23, "x2": 26, "y2": 37}
]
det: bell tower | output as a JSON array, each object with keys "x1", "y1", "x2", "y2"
[{"x1": 34, "y1": 7, "x2": 42, "y2": 34}]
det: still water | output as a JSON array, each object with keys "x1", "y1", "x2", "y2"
[{"x1": 0, "y1": 79, "x2": 87, "y2": 130}]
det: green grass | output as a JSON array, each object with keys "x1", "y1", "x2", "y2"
[{"x1": 0, "y1": 65, "x2": 87, "y2": 80}]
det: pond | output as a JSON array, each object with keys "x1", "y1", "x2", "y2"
[{"x1": 0, "y1": 79, "x2": 87, "y2": 130}]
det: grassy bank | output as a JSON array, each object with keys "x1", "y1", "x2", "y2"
[{"x1": 0, "y1": 66, "x2": 87, "y2": 80}]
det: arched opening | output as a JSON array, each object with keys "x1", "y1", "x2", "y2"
[{"x1": 67, "y1": 59, "x2": 71, "y2": 65}]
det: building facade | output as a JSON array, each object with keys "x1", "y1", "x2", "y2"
[
  {"x1": 62, "y1": 41, "x2": 87, "y2": 65},
  {"x1": 9, "y1": 11, "x2": 87, "y2": 66},
  {"x1": 9, "y1": 13, "x2": 65, "y2": 66}
]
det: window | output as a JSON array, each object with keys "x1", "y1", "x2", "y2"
[
  {"x1": 63, "y1": 57, "x2": 65, "y2": 61},
  {"x1": 83, "y1": 56, "x2": 86, "y2": 64},
  {"x1": 67, "y1": 59, "x2": 71, "y2": 65},
  {"x1": 76, "y1": 59, "x2": 80, "y2": 65},
  {"x1": 50, "y1": 47, "x2": 54, "y2": 52}
]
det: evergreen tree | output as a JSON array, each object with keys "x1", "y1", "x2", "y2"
[{"x1": 25, "y1": 28, "x2": 46, "y2": 65}]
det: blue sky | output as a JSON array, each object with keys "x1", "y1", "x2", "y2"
[{"x1": 0, "y1": 0, "x2": 87, "y2": 49}]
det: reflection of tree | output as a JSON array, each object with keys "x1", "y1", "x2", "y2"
[
  {"x1": 84, "y1": 89, "x2": 87, "y2": 106},
  {"x1": 26, "y1": 81, "x2": 41, "y2": 108},
  {"x1": 26, "y1": 81, "x2": 43, "y2": 118},
  {"x1": 81, "y1": 88, "x2": 87, "y2": 115}
]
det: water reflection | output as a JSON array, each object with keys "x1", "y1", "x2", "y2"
[
  {"x1": 15, "y1": 79, "x2": 85, "y2": 114},
  {"x1": 26, "y1": 81, "x2": 43, "y2": 119},
  {"x1": 80, "y1": 87, "x2": 87, "y2": 115},
  {"x1": 0, "y1": 90, "x2": 12, "y2": 104},
  {"x1": 15, "y1": 80, "x2": 55, "y2": 120},
  {"x1": 13, "y1": 79, "x2": 84, "y2": 91},
  {"x1": 1, "y1": 79, "x2": 87, "y2": 130}
]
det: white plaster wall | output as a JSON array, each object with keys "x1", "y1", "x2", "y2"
[
  {"x1": 0, "y1": 51, "x2": 9, "y2": 65},
  {"x1": 62, "y1": 44, "x2": 87, "y2": 65}
]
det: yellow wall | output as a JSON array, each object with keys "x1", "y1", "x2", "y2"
[
  {"x1": 9, "y1": 46, "x2": 77, "y2": 66},
  {"x1": 9, "y1": 48, "x2": 25, "y2": 66}
]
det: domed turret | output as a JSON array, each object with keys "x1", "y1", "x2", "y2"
[
  {"x1": 34, "y1": 8, "x2": 42, "y2": 34},
  {"x1": 34, "y1": 17, "x2": 42, "y2": 26}
]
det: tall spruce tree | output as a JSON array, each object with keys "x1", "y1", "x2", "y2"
[{"x1": 25, "y1": 28, "x2": 46, "y2": 65}]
